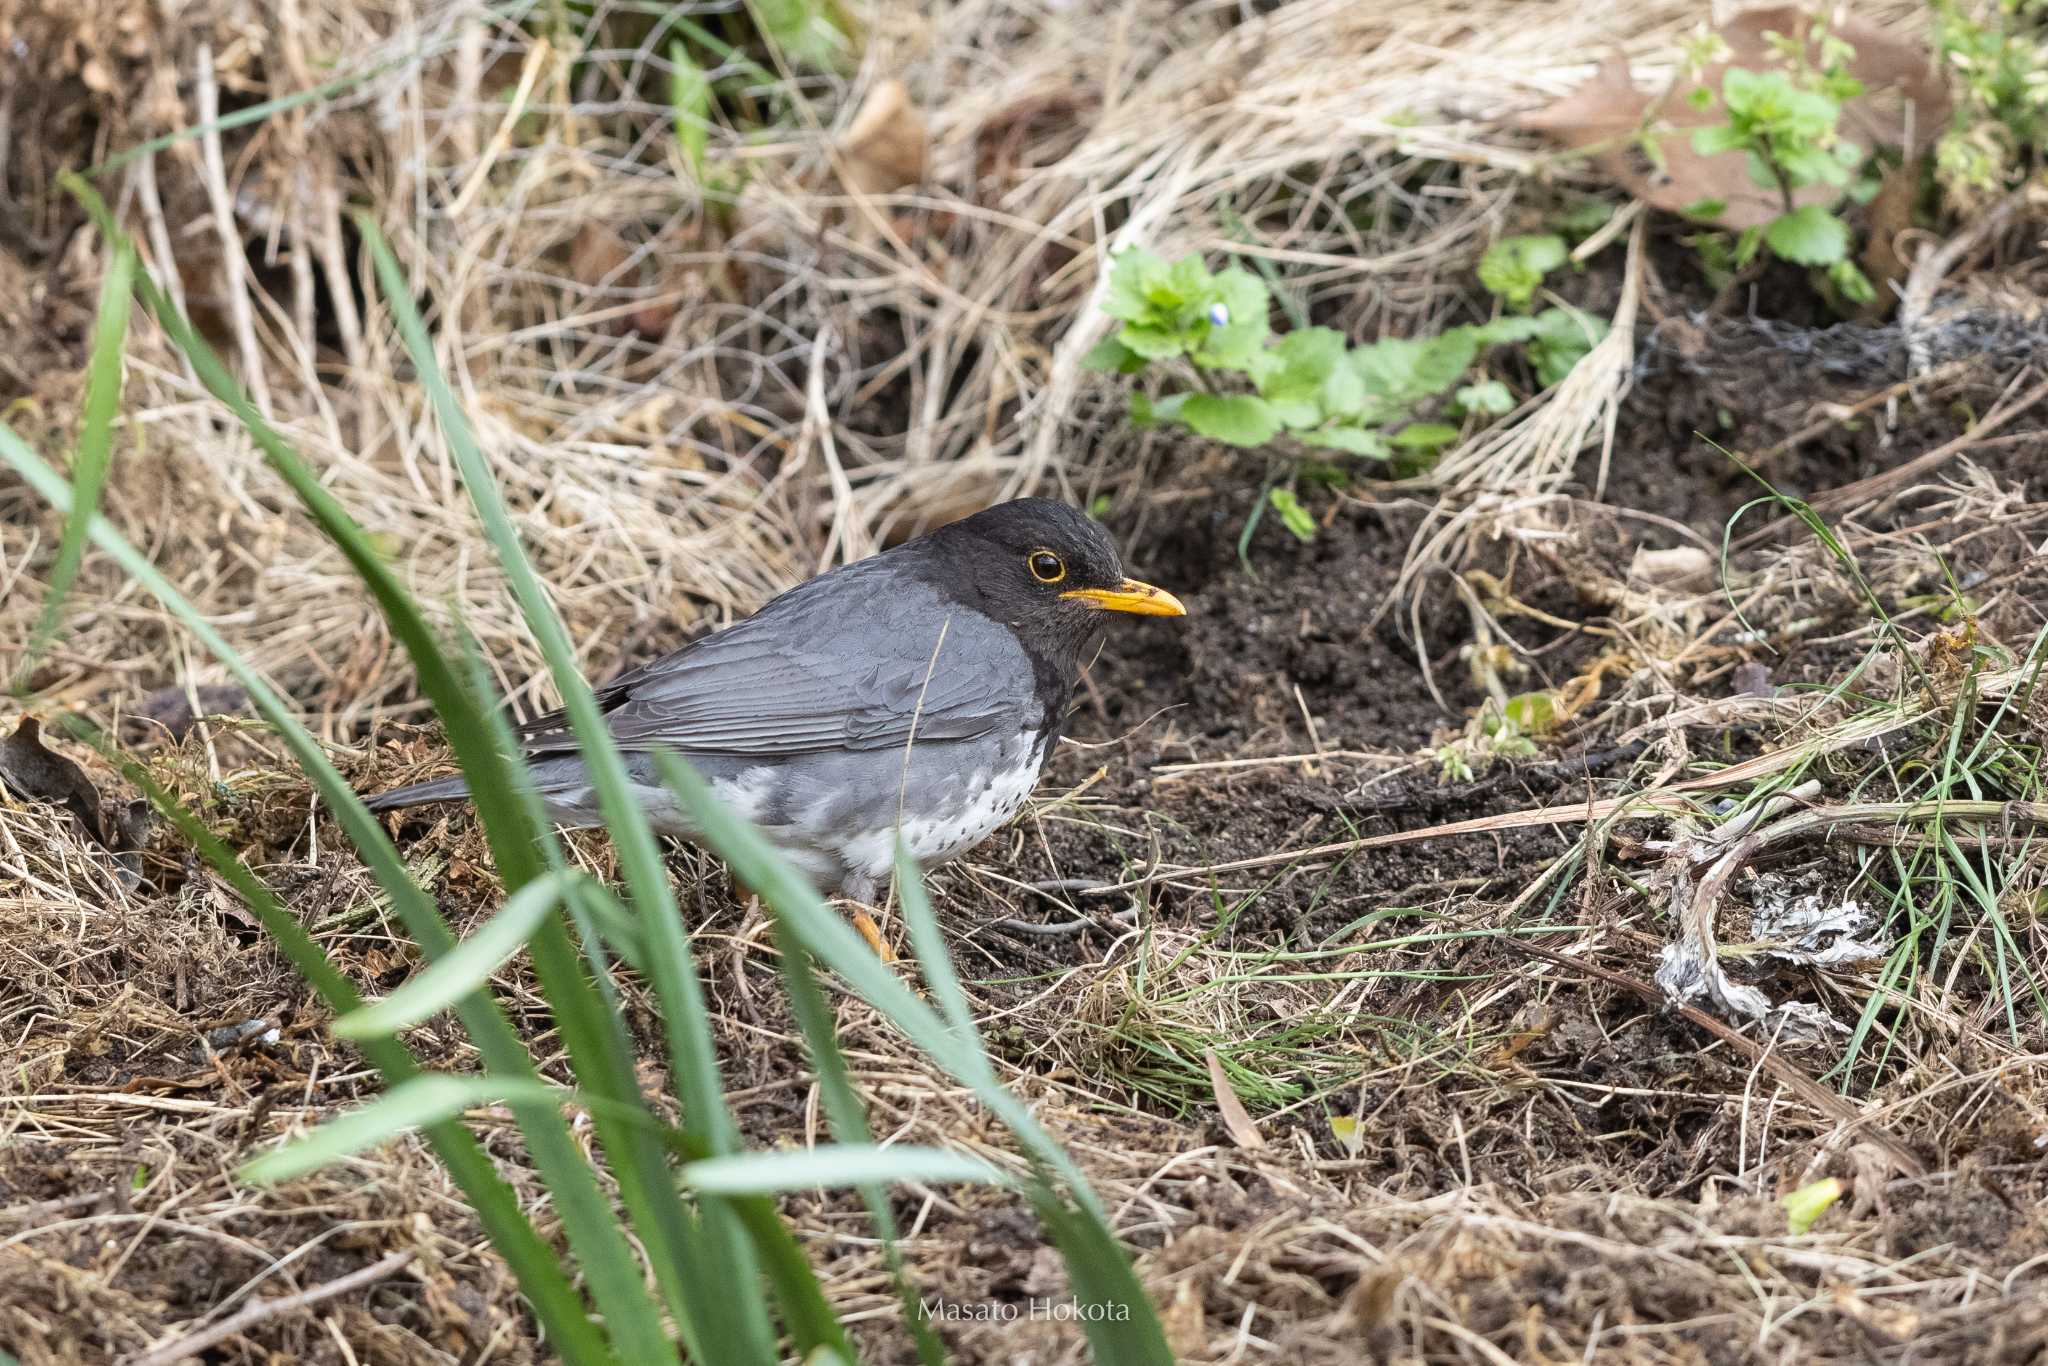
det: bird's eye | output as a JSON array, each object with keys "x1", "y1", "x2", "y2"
[{"x1": 1027, "y1": 550, "x2": 1067, "y2": 584}]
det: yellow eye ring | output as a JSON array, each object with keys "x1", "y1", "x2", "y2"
[{"x1": 1027, "y1": 549, "x2": 1067, "y2": 584}]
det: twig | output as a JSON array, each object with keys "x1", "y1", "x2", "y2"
[
  {"x1": 195, "y1": 43, "x2": 272, "y2": 415},
  {"x1": 1507, "y1": 940, "x2": 1925, "y2": 1176},
  {"x1": 1750, "y1": 356, "x2": 1982, "y2": 469},
  {"x1": 1354, "y1": 740, "x2": 1649, "y2": 815},
  {"x1": 124, "y1": 1249, "x2": 415, "y2": 1366},
  {"x1": 1732, "y1": 369, "x2": 2048, "y2": 551},
  {"x1": 1900, "y1": 189, "x2": 2027, "y2": 382},
  {"x1": 991, "y1": 906, "x2": 1140, "y2": 937}
]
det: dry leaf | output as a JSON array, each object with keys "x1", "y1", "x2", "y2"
[
  {"x1": 1204, "y1": 1047, "x2": 1266, "y2": 1149},
  {"x1": 1160, "y1": 1279, "x2": 1209, "y2": 1359},
  {"x1": 839, "y1": 79, "x2": 927, "y2": 196},
  {"x1": 1857, "y1": 156, "x2": 1920, "y2": 320},
  {"x1": 0, "y1": 716, "x2": 112, "y2": 846},
  {"x1": 568, "y1": 222, "x2": 634, "y2": 293},
  {"x1": 1830, "y1": 1283, "x2": 1921, "y2": 1341},
  {"x1": 1522, "y1": 8, "x2": 1949, "y2": 229},
  {"x1": 1338, "y1": 1268, "x2": 1403, "y2": 1332}
]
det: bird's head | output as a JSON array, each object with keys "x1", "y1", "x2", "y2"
[{"x1": 925, "y1": 498, "x2": 1185, "y2": 664}]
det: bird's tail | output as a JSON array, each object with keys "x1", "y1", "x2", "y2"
[{"x1": 362, "y1": 772, "x2": 473, "y2": 813}]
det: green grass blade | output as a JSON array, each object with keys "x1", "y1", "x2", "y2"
[
  {"x1": 895, "y1": 844, "x2": 984, "y2": 1052},
  {"x1": 242, "y1": 1074, "x2": 579, "y2": 1183},
  {"x1": 670, "y1": 40, "x2": 712, "y2": 184},
  {"x1": 357, "y1": 212, "x2": 738, "y2": 1148},
  {"x1": 1033, "y1": 1193, "x2": 1178, "y2": 1363},
  {"x1": 87, "y1": 738, "x2": 616, "y2": 1363},
  {"x1": 358, "y1": 216, "x2": 778, "y2": 1360},
  {"x1": 452, "y1": 623, "x2": 632, "y2": 990},
  {"x1": 654, "y1": 754, "x2": 1088, "y2": 1188},
  {"x1": 770, "y1": 921, "x2": 946, "y2": 1366},
  {"x1": 28, "y1": 189, "x2": 683, "y2": 1365},
  {"x1": 336, "y1": 870, "x2": 580, "y2": 1038},
  {"x1": 13, "y1": 242, "x2": 134, "y2": 692},
  {"x1": 682, "y1": 1146, "x2": 1002, "y2": 1195},
  {"x1": 654, "y1": 753, "x2": 1173, "y2": 1360}
]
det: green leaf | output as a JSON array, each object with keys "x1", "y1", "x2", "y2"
[
  {"x1": 1680, "y1": 196, "x2": 1729, "y2": 220},
  {"x1": 1469, "y1": 315, "x2": 1546, "y2": 346},
  {"x1": 1257, "y1": 326, "x2": 1347, "y2": 425},
  {"x1": 1267, "y1": 487, "x2": 1316, "y2": 542},
  {"x1": 1391, "y1": 422, "x2": 1461, "y2": 451},
  {"x1": 1130, "y1": 391, "x2": 1186, "y2": 429},
  {"x1": 682, "y1": 1146, "x2": 1005, "y2": 1196},
  {"x1": 14, "y1": 239, "x2": 133, "y2": 691},
  {"x1": 1352, "y1": 328, "x2": 1477, "y2": 405},
  {"x1": 1783, "y1": 1176, "x2": 1845, "y2": 1234},
  {"x1": 1454, "y1": 380, "x2": 1514, "y2": 416},
  {"x1": 1319, "y1": 358, "x2": 1366, "y2": 418},
  {"x1": 1719, "y1": 65, "x2": 1766, "y2": 114},
  {"x1": 334, "y1": 870, "x2": 580, "y2": 1039},
  {"x1": 1179, "y1": 394, "x2": 1280, "y2": 446},
  {"x1": 360, "y1": 217, "x2": 777, "y2": 1359},
  {"x1": 1411, "y1": 328, "x2": 1482, "y2": 397},
  {"x1": 1080, "y1": 337, "x2": 1147, "y2": 374},
  {"x1": 1777, "y1": 141, "x2": 1850, "y2": 187},
  {"x1": 1829, "y1": 258, "x2": 1877, "y2": 304},
  {"x1": 1116, "y1": 324, "x2": 1186, "y2": 360},
  {"x1": 1162, "y1": 254, "x2": 1213, "y2": 305},
  {"x1": 1103, "y1": 248, "x2": 1170, "y2": 321},
  {"x1": 243, "y1": 1075, "x2": 580, "y2": 1185},
  {"x1": 669, "y1": 41, "x2": 711, "y2": 185},
  {"x1": 1527, "y1": 307, "x2": 1608, "y2": 387},
  {"x1": 1266, "y1": 397, "x2": 1323, "y2": 429},
  {"x1": 51, "y1": 179, "x2": 659, "y2": 1364},
  {"x1": 1556, "y1": 199, "x2": 1615, "y2": 236},
  {"x1": 1734, "y1": 224, "x2": 1765, "y2": 267},
  {"x1": 1764, "y1": 205, "x2": 1849, "y2": 265},
  {"x1": 1477, "y1": 234, "x2": 1568, "y2": 309},
  {"x1": 1193, "y1": 268, "x2": 1271, "y2": 369},
  {"x1": 750, "y1": 0, "x2": 849, "y2": 69},
  {"x1": 1259, "y1": 327, "x2": 1346, "y2": 396},
  {"x1": 1691, "y1": 123, "x2": 1751, "y2": 157},
  {"x1": 1299, "y1": 426, "x2": 1392, "y2": 458},
  {"x1": 1503, "y1": 691, "x2": 1558, "y2": 733}
]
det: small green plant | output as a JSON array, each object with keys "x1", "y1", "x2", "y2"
[
  {"x1": 1434, "y1": 690, "x2": 1557, "y2": 782},
  {"x1": 1083, "y1": 248, "x2": 1605, "y2": 468},
  {"x1": 1930, "y1": 0, "x2": 2048, "y2": 201},
  {"x1": 1476, "y1": 233, "x2": 1568, "y2": 310},
  {"x1": 1682, "y1": 26, "x2": 1878, "y2": 303}
]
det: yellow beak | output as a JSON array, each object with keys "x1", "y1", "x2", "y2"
[{"x1": 1060, "y1": 578, "x2": 1188, "y2": 617}]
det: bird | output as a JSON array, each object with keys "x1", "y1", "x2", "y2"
[{"x1": 364, "y1": 499, "x2": 1186, "y2": 903}]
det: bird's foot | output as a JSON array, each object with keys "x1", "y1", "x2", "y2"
[{"x1": 846, "y1": 904, "x2": 897, "y2": 963}]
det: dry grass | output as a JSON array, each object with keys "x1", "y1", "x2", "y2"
[{"x1": 6, "y1": 0, "x2": 2048, "y2": 1361}]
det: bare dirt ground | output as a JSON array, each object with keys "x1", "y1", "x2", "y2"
[{"x1": 5, "y1": 1, "x2": 2048, "y2": 1363}]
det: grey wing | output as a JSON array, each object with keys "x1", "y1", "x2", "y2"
[{"x1": 517, "y1": 580, "x2": 1029, "y2": 758}]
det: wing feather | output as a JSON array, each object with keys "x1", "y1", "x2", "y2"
[{"x1": 515, "y1": 573, "x2": 1029, "y2": 758}]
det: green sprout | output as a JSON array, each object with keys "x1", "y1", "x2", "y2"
[{"x1": 1683, "y1": 27, "x2": 1878, "y2": 305}]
